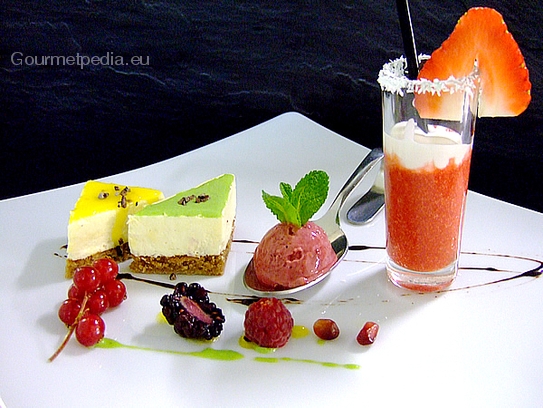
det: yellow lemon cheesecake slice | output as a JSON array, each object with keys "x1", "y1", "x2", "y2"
[{"x1": 66, "y1": 180, "x2": 164, "y2": 277}]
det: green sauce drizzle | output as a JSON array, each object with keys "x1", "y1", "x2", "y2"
[
  {"x1": 96, "y1": 337, "x2": 359, "y2": 369},
  {"x1": 254, "y1": 356, "x2": 359, "y2": 370},
  {"x1": 238, "y1": 336, "x2": 277, "y2": 354},
  {"x1": 291, "y1": 325, "x2": 310, "y2": 338},
  {"x1": 96, "y1": 338, "x2": 244, "y2": 361},
  {"x1": 238, "y1": 335, "x2": 359, "y2": 370}
]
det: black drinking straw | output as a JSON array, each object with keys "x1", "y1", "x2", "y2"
[{"x1": 395, "y1": 0, "x2": 419, "y2": 79}]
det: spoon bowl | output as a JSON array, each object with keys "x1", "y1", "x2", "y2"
[
  {"x1": 243, "y1": 148, "x2": 384, "y2": 296},
  {"x1": 346, "y1": 160, "x2": 385, "y2": 225}
]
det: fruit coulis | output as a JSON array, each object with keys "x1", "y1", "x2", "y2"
[{"x1": 384, "y1": 151, "x2": 472, "y2": 272}]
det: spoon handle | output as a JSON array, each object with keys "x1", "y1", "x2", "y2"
[{"x1": 322, "y1": 148, "x2": 384, "y2": 225}]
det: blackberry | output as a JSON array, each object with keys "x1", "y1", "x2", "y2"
[{"x1": 160, "y1": 282, "x2": 225, "y2": 340}]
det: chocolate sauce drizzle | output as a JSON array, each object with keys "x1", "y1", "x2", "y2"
[
  {"x1": 116, "y1": 273, "x2": 301, "y2": 305},
  {"x1": 444, "y1": 251, "x2": 543, "y2": 292},
  {"x1": 346, "y1": 244, "x2": 543, "y2": 292},
  {"x1": 69, "y1": 239, "x2": 542, "y2": 302},
  {"x1": 232, "y1": 240, "x2": 543, "y2": 292}
]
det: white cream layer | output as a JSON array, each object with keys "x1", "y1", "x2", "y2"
[
  {"x1": 67, "y1": 210, "x2": 124, "y2": 260},
  {"x1": 128, "y1": 181, "x2": 236, "y2": 257},
  {"x1": 384, "y1": 120, "x2": 471, "y2": 170}
]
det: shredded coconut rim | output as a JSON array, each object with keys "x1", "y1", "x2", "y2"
[{"x1": 378, "y1": 56, "x2": 478, "y2": 96}]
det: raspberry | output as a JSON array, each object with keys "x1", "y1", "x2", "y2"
[{"x1": 244, "y1": 297, "x2": 294, "y2": 348}]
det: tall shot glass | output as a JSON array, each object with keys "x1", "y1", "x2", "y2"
[{"x1": 378, "y1": 57, "x2": 479, "y2": 292}]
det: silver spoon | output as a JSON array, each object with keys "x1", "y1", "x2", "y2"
[
  {"x1": 346, "y1": 159, "x2": 385, "y2": 225},
  {"x1": 243, "y1": 148, "x2": 384, "y2": 296}
]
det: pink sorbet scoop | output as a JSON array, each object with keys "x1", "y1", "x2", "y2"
[{"x1": 253, "y1": 221, "x2": 337, "y2": 289}]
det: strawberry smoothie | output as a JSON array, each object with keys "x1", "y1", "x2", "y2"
[
  {"x1": 378, "y1": 7, "x2": 531, "y2": 291},
  {"x1": 383, "y1": 120, "x2": 473, "y2": 290},
  {"x1": 384, "y1": 145, "x2": 471, "y2": 272}
]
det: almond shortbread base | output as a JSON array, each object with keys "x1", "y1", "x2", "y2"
[
  {"x1": 129, "y1": 236, "x2": 233, "y2": 276},
  {"x1": 65, "y1": 242, "x2": 131, "y2": 278}
]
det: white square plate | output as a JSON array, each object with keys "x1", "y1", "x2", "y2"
[{"x1": 1, "y1": 112, "x2": 542, "y2": 407}]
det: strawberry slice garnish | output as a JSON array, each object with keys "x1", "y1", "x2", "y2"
[{"x1": 415, "y1": 7, "x2": 531, "y2": 119}]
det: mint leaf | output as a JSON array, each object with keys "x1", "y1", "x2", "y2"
[
  {"x1": 262, "y1": 170, "x2": 329, "y2": 227},
  {"x1": 291, "y1": 170, "x2": 329, "y2": 225},
  {"x1": 262, "y1": 191, "x2": 300, "y2": 225},
  {"x1": 280, "y1": 182, "x2": 293, "y2": 201}
]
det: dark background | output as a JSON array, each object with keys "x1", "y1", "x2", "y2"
[{"x1": 1, "y1": 1, "x2": 542, "y2": 212}]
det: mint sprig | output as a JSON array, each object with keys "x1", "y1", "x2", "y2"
[{"x1": 262, "y1": 170, "x2": 329, "y2": 227}]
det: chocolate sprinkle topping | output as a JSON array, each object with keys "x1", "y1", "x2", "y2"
[
  {"x1": 178, "y1": 194, "x2": 210, "y2": 206},
  {"x1": 117, "y1": 186, "x2": 130, "y2": 208}
]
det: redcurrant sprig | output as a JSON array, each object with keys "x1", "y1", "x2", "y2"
[{"x1": 49, "y1": 258, "x2": 126, "y2": 362}]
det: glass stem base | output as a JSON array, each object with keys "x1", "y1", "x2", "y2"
[{"x1": 386, "y1": 258, "x2": 457, "y2": 292}]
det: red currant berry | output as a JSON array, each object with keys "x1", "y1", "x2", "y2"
[
  {"x1": 87, "y1": 289, "x2": 109, "y2": 315},
  {"x1": 93, "y1": 258, "x2": 119, "y2": 283},
  {"x1": 75, "y1": 313, "x2": 105, "y2": 347},
  {"x1": 58, "y1": 299, "x2": 82, "y2": 326},
  {"x1": 103, "y1": 279, "x2": 127, "y2": 308},
  {"x1": 73, "y1": 266, "x2": 101, "y2": 293},
  {"x1": 67, "y1": 284, "x2": 85, "y2": 301}
]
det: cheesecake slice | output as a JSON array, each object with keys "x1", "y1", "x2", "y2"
[
  {"x1": 66, "y1": 180, "x2": 164, "y2": 278},
  {"x1": 128, "y1": 174, "x2": 236, "y2": 275}
]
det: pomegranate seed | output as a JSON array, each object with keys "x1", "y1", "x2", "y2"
[
  {"x1": 313, "y1": 318, "x2": 340, "y2": 340},
  {"x1": 357, "y1": 321, "x2": 379, "y2": 346}
]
